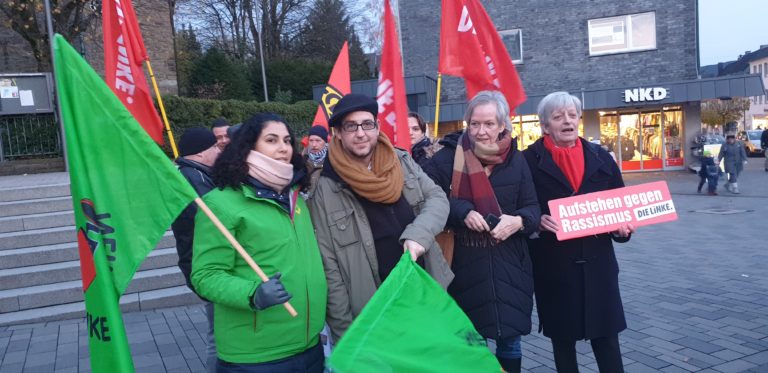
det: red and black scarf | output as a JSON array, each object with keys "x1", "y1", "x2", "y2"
[{"x1": 450, "y1": 130, "x2": 511, "y2": 246}]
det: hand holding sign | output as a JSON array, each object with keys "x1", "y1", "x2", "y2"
[
  {"x1": 539, "y1": 214, "x2": 560, "y2": 233},
  {"x1": 548, "y1": 181, "x2": 676, "y2": 241}
]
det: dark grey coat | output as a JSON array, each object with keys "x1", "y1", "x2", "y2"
[{"x1": 523, "y1": 137, "x2": 630, "y2": 341}]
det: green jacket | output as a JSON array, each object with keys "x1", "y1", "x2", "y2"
[
  {"x1": 309, "y1": 149, "x2": 453, "y2": 342},
  {"x1": 191, "y1": 184, "x2": 327, "y2": 364}
]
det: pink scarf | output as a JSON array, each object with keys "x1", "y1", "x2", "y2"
[{"x1": 246, "y1": 150, "x2": 294, "y2": 192}]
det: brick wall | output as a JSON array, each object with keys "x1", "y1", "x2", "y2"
[
  {"x1": 399, "y1": 0, "x2": 698, "y2": 102},
  {"x1": 0, "y1": 0, "x2": 177, "y2": 94}
]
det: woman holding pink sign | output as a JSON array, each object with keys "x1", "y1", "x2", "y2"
[{"x1": 522, "y1": 92, "x2": 635, "y2": 373}]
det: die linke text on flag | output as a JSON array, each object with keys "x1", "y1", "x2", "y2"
[
  {"x1": 439, "y1": 0, "x2": 526, "y2": 109},
  {"x1": 377, "y1": 0, "x2": 411, "y2": 151},
  {"x1": 103, "y1": 0, "x2": 165, "y2": 143}
]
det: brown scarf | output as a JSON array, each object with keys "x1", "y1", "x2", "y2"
[{"x1": 329, "y1": 132, "x2": 404, "y2": 204}]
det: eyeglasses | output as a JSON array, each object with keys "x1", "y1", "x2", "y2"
[{"x1": 341, "y1": 120, "x2": 377, "y2": 133}]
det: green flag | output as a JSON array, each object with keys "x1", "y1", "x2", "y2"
[
  {"x1": 53, "y1": 34, "x2": 198, "y2": 373},
  {"x1": 328, "y1": 254, "x2": 502, "y2": 372}
]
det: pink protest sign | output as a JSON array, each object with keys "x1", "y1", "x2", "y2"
[{"x1": 548, "y1": 181, "x2": 678, "y2": 241}]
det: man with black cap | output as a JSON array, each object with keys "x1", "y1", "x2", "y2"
[
  {"x1": 170, "y1": 127, "x2": 220, "y2": 372},
  {"x1": 211, "y1": 117, "x2": 231, "y2": 150},
  {"x1": 304, "y1": 125, "x2": 330, "y2": 195},
  {"x1": 308, "y1": 93, "x2": 453, "y2": 343}
]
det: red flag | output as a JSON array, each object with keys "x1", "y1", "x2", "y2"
[
  {"x1": 377, "y1": 0, "x2": 411, "y2": 151},
  {"x1": 439, "y1": 0, "x2": 526, "y2": 111},
  {"x1": 103, "y1": 0, "x2": 165, "y2": 143},
  {"x1": 312, "y1": 42, "x2": 352, "y2": 129}
]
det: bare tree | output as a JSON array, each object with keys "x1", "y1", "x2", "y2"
[{"x1": 0, "y1": 0, "x2": 100, "y2": 71}]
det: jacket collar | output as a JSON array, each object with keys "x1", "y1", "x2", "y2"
[{"x1": 176, "y1": 157, "x2": 213, "y2": 176}]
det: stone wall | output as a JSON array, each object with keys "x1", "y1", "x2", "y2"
[
  {"x1": 0, "y1": 0, "x2": 177, "y2": 94},
  {"x1": 399, "y1": 0, "x2": 699, "y2": 102}
]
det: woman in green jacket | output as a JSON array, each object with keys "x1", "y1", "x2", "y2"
[{"x1": 191, "y1": 113, "x2": 328, "y2": 372}]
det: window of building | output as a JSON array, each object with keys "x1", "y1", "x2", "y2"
[
  {"x1": 764, "y1": 63, "x2": 767, "y2": 77},
  {"x1": 499, "y1": 29, "x2": 523, "y2": 64},
  {"x1": 588, "y1": 12, "x2": 656, "y2": 55}
]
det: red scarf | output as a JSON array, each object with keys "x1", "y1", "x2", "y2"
[{"x1": 543, "y1": 135, "x2": 584, "y2": 192}]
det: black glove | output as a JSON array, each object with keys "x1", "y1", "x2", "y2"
[{"x1": 250, "y1": 273, "x2": 292, "y2": 311}]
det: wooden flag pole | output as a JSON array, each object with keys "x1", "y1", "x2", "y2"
[
  {"x1": 145, "y1": 59, "x2": 180, "y2": 158},
  {"x1": 194, "y1": 197, "x2": 298, "y2": 317},
  {"x1": 433, "y1": 73, "x2": 443, "y2": 138}
]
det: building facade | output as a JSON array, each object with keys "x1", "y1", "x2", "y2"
[
  {"x1": 392, "y1": 0, "x2": 764, "y2": 172},
  {"x1": 0, "y1": 0, "x2": 178, "y2": 94}
]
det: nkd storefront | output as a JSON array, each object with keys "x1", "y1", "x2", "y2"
[{"x1": 424, "y1": 74, "x2": 765, "y2": 172}]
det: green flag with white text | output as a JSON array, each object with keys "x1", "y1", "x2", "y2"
[
  {"x1": 53, "y1": 34, "x2": 198, "y2": 373},
  {"x1": 328, "y1": 254, "x2": 503, "y2": 372}
]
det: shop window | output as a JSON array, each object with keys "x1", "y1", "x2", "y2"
[
  {"x1": 663, "y1": 107, "x2": 684, "y2": 167},
  {"x1": 499, "y1": 29, "x2": 523, "y2": 64},
  {"x1": 588, "y1": 12, "x2": 656, "y2": 55},
  {"x1": 512, "y1": 114, "x2": 582, "y2": 150}
]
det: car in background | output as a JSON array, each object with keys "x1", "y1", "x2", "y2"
[{"x1": 738, "y1": 130, "x2": 765, "y2": 157}]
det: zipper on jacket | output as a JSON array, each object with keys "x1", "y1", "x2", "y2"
[
  {"x1": 489, "y1": 247, "x2": 502, "y2": 339},
  {"x1": 287, "y1": 209, "x2": 311, "y2": 346}
]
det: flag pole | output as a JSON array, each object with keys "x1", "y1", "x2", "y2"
[
  {"x1": 44, "y1": 0, "x2": 69, "y2": 172},
  {"x1": 145, "y1": 59, "x2": 179, "y2": 158},
  {"x1": 433, "y1": 72, "x2": 442, "y2": 138},
  {"x1": 194, "y1": 197, "x2": 298, "y2": 317}
]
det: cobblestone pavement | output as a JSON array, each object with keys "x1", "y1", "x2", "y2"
[{"x1": 1, "y1": 162, "x2": 767, "y2": 372}]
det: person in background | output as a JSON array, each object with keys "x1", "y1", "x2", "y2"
[
  {"x1": 211, "y1": 117, "x2": 231, "y2": 150},
  {"x1": 409, "y1": 112, "x2": 435, "y2": 167},
  {"x1": 309, "y1": 93, "x2": 452, "y2": 343},
  {"x1": 698, "y1": 151, "x2": 720, "y2": 196},
  {"x1": 424, "y1": 91, "x2": 540, "y2": 373},
  {"x1": 761, "y1": 127, "x2": 768, "y2": 172},
  {"x1": 192, "y1": 113, "x2": 327, "y2": 372},
  {"x1": 304, "y1": 125, "x2": 330, "y2": 195},
  {"x1": 522, "y1": 91, "x2": 635, "y2": 373},
  {"x1": 170, "y1": 127, "x2": 221, "y2": 372},
  {"x1": 718, "y1": 134, "x2": 747, "y2": 194}
]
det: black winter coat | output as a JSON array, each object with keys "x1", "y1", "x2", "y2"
[
  {"x1": 170, "y1": 158, "x2": 215, "y2": 294},
  {"x1": 423, "y1": 131, "x2": 541, "y2": 340},
  {"x1": 523, "y1": 137, "x2": 630, "y2": 341}
]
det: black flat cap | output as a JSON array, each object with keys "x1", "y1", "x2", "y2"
[{"x1": 328, "y1": 93, "x2": 378, "y2": 128}]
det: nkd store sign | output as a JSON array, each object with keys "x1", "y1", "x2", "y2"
[{"x1": 623, "y1": 87, "x2": 668, "y2": 103}]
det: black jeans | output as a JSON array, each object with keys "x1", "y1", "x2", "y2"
[
  {"x1": 551, "y1": 335, "x2": 623, "y2": 373},
  {"x1": 216, "y1": 343, "x2": 324, "y2": 373}
]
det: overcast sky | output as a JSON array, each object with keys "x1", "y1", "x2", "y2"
[{"x1": 698, "y1": 0, "x2": 766, "y2": 65}]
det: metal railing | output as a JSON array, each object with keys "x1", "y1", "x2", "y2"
[{"x1": 0, "y1": 114, "x2": 61, "y2": 162}]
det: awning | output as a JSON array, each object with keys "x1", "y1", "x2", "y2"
[{"x1": 420, "y1": 74, "x2": 766, "y2": 122}]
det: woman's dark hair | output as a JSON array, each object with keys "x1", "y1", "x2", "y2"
[
  {"x1": 212, "y1": 113, "x2": 308, "y2": 190},
  {"x1": 408, "y1": 112, "x2": 427, "y2": 133}
]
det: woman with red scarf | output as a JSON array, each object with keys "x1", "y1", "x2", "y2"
[
  {"x1": 522, "y1": 92, "x2": 635, "y2": 372},
  {"x1": 424, "y1": 91, "x2": 541, "y2": 372}
]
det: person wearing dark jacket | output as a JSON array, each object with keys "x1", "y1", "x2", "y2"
[
  {"x1": 423, "y1": 91, "x2": 541, "y2": 373},
  {"x1": 409, "y1": 112, "x2": 435, "y2": 167},
  {"x1": 697, "y1": 154, "x2": 720, "y2": 195},
  {"x1": 522, "y1": 92, "x2": 635, "y2": 373},
  {"x1": 170, "y1": 127, "x2": 221, "y2": 372},
  {"x1": 761, "y1": 128, "x2": 768, "y2": 172}
]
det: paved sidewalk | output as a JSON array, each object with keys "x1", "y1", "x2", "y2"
[{"x1": 1, "y1": 163, "x2": 767, "y2": 372}]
